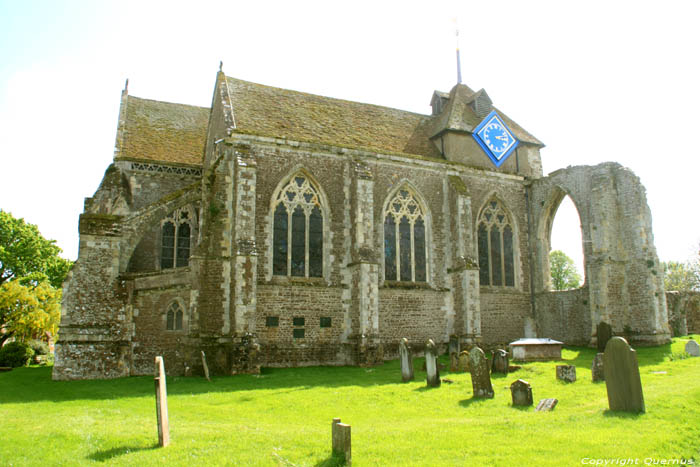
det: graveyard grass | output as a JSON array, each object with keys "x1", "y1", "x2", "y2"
[{"x1": 2, "y1": 337, "x2": 699, "y2": 466}]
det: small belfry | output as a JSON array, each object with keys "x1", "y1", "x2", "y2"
[{"x1": 52, "y1": 66, "x2": 670, "y2": 380}]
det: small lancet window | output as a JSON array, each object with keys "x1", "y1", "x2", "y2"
[
  {"x1": 161, "y1": 207, "x2": 195, "y2": 270},
  {"x1": 477, "y1": 198, "x2": 515, "y2": 287},
  {"x1": 383, "y1": 187, "x2": 427, "y2": 282},
  {"x1": 272, "y1": 173, "x2": 324, "y2": 278},
  {"x1": 166, "y1": 302, "x2": 184, "y2": 331}
]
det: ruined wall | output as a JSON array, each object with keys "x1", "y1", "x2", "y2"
[
  {"x1": 530, "y1": 163, "x2": 670, "y2": 346},
  {"x1": 533, "y1": 287, "x2": 591, "y2": 345},
  {"x1": 479, "y1": 291, "x2": 531, "y2": 345},
  {"x1": 666, "y1": 291, "x2": 700, "y2": 336}
]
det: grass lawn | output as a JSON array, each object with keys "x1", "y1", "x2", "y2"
[{"x1": 1, "y1": 336, "x2": 699, "y2": 466}]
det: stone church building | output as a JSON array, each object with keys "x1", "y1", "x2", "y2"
[{"x1": 53, "y1": 70, "x2": 670, "y2": 379}]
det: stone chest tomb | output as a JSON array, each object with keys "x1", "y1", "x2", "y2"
[{"x1": 52, "y1": 69, "x2": 670, "y2": 379}]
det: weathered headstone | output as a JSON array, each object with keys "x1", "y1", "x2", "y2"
[
  {"x1": 491, "y1": 349, "x2": 509, "y2": 374},
  {"x1": 425, "y1": 339, "x2": 440, "y2": 388},
  {"x1": 535, "y1": 398, "x2": 558, "y2": 411},
  {"x1": 450, "y1": 352, "x2": 459, "y2": 372},
  {"x1": 591, "y1": 353, "x2": 605, "y2": 382},
  {"x1": 201, "y1": 351, "x2": 211, "y2": 381},
  {"x1": 685, "y1": 339, "x2": 700, "y2": 357},
  {"x1": 154, "y1": 356, "x2": 170, "y2": 447},
  {"x1": 510, "y1": 379, "x2": 533, "y2": 407},
  {"x1": 448, "y1": 336, "x2": 460, "y2": 356},
  {"x1": 597, "y1": 321, "x2": 613, "y2": 352},
  {"x1": 399, "y1": 338, "x2": 414, "y2": 382},
  {"x1": 603, "y1": 337, "x2": 645, "y2": 413},
  {"x1": 469, "y1": 347, "x2": 494, "y2": 398},
  {"x1": 556, "y1": 365, "x2": 576, "y2": 383},
  {"x1": 457, "y1": 350, "x2": 470, "y2": 372},
  {"x1": 332, "y1": 418, "x2": 352, "y2": 465}
]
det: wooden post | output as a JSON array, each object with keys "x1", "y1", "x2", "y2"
[
  {"x1": 332, "y1": 418, "x2": 351, "y2": 465},
  {"x1": 154, "y1": 356, "x2": 170, "y2": 447},
  {"x1": 201, "y1": 351, "x2": 211, "y2": 382}
]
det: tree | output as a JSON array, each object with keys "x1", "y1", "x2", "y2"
[
  {"x1": 664, "y1": 260, "x2": 700, "y2": 292},
  {"x1": 0, "y1": 280, "x2": 61, "y2": 346},
  {"x1": 0, "y1": 210, "x2": 72, "y2": 288},
  {"x1": 549, "y1": 250, "x2": 582, "y2": 290}
]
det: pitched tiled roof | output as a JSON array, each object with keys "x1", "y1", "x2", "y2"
[
  {"x1": 116, "y1": 96, "x2": 210, "y2": 166},
  {"x1": 225, "y1": 76, "x2": 443, "y2": 158}
]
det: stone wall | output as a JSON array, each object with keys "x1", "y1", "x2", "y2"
[
  {"x1": 533, "y1": 287, "x2": 591, "y2": 345},
  {"x1": 480, "y1": 291, "x2": 531, "y2": 345},
  {"x1": 666, "y1": 291, "x2": 700, "y2": 336}
]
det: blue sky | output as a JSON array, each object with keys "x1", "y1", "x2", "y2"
[{"x1": 2, "y1": 0, "x2": 699, "y2": 276}]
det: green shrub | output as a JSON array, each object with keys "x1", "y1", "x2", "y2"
[
  {"x1": 0, "y1": 342, "x2": 35, "y2": 368},
  {"x1": 28, "y1": 340, "x2": 50, "y2": 356}
]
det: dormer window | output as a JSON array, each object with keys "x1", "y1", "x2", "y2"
[
  {"x1": 470, "y1": 89, "x2": 493, "y2": 118},
  {"x1": 430, "y1": 91, "x2": 450, "y2": 116}
]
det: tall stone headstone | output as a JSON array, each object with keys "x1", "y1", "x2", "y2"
[
  {"x1": 154, "y1": 356, "x2": 170, "y2": 447},
  {"x1": 510, "y1": 379, "x2": 533, "y2": 406},
  {"x1": 685, "y1": 339, "x2": 700, "y2": 357},
  {"x1": 469, "y1": 347, "x2": 494, "y2": 398},
  {"x1": 425, "y1": 339, "x2": 440, "y2": 388},
  {"x1": 332, "y1": 418, "x2": 351, "y2": 466},
  {"x1": 457, "y1": 350, "x2": 470, "y2": 372},
  {"x1": 556, "y1": 365, "x2": 576, "y2": 383},
  {"x1": 591, "y1": 353, "x2": 605, "y2": 382},
  {"x1": 399, "y1": 338, "x2": 414, "y2": 382},
  {"x1": 201, "y1": 351, "x2": 211, "y2": 381},
  {"x1": 603, "y1": 337, "x2": 645, "y2": 413},
  {"x1": 597, "y1": 321, "x2": 613, "y2": 353},
  {"x1": 491, "y1": 349, "x2": 509, "y2": 374},
  {"x1": 448, "y1": 336, "x2": 460, "y2": 372}
]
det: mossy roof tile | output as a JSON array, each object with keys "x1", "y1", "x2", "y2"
[{"x1": 117, "y1": 96, "x2": 210, "y2": 166}]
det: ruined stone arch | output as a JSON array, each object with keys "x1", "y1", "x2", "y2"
[
  {"x1": 120, "y1": 186, "x2": 201, "y2": 273},
  {"x1": 474, "y1": 192, "x2": 521, "y2": 289},
  {"x1": 535, "y1": 184, "x2": 587, "y2": 292},
  {"x1": 266, "y1": 167, "x2": 331, "y2": 281},
  {"x1": 379, "y1": 180, "x2": 433, "y2": 284}
]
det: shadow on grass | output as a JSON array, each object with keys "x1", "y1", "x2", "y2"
[
  {"x1": 314, "y1": 452, "x2": 347, "y2": 467},
  {"x1": 87, "y1": 444, "x2": 159, "y2": 462},
  {"x1": 458, "y1": 397, "x2": 493, "y2": 408},
  {"x1": 602, "y1": 409, "x2": 644, "y2": 419}
]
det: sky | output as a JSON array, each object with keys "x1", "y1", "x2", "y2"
[{"x1": 1, "y1": 0, "x2": 699, "y2": 277}]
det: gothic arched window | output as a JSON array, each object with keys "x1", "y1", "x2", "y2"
[
  {"x1": 477, "y1": 199, "x2": 515, "y2": 287},
  {"x1": 161, "y1": 207, "x2": 194, "y2": 270},
  {"x1": 166, "y1": 301, "x2": 184, "y2": 331},
  {"x1": 272, "y1": 173, "x2": 324, "y2": 278},
  {"x1": 384, "y1": 187, "x2": 427, "y2": 282}
]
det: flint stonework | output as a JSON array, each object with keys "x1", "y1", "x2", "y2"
[
  {"x1": 425, "y1": 339, "x2": 440, "y2": 388},
  {"x1": 469, "y1": 347, "x2": 494, "y2": 398},
  {"x1": 510, "y1": 379, "x2": 533, "y2": 407},
  {"x1": 591, "y1": 353, "x2": 605, "y2": 382},
  {"x1": 603, "y1": 337, "x2": 645, "y2": 413},
  {"x1": 399, "y1": 338, "x2": 414, "y2": 382}
]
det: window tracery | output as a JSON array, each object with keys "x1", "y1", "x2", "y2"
[
  {"x1": 383, "y1": 187, "x2": 427, "y2": 282},
  {"x1": 166, "y1": 301, "x2": 184, "y2": 331},
  {"x1": 477, "y1": 199, "x2": 515, "y2": 287},
  {"x1": 161, "y1": 206, "x2": 195, "y2": 270},
  {"x1": 272, "y1": 173, "x2": 324, "y2": 278}
]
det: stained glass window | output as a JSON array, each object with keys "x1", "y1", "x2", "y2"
[
  {"x1": 272, "y1": 173, "x2": 324, "y2": 278},
  {"x1": 383, "y1": 187, "x2": 428, "y2": 282},
  {"x1": 477, "y1": 198, "x2": 516, "y2": 287}
]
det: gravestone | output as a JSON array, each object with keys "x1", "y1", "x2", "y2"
[
  {"x1": 201, "y1": 351, "x2": 211, "y2": 382},
  {"x1": 469, "y1": 347, "x2": 494, "y2": 398},
  {"x1": 535, "y1": 398, "x2": 558, "y2": 411},
  {"x1": 448, "y1": 336, "x2": 460, "y2": 356},
  {"x1": 154, "y1": 356, "x2": 170, "y2": 447},
  {"x1": 603, "y1": 337, "x2": 645, "y2": 413},
  {"x1": 685, "y1": 339, "x2": 700, "y2": 357},
  {"x1": 332, "y1": 418, "x2": 351, "y2": 466},
  {"x1": 450, "y1": 352, "x2": 459, "y2": 372},
  {"x1": 425, "y1": 339, "x2": 440, "y2": 387},
  {"x1": 591, "y1": 353, "x2": 605, "y2": 382},
  {"x1": 556, "y1": 365, "x2": 576, "y2": 383},
  {"x1": 510, "y1": 379, "x2": 533, "y2": 406},
  {"x1": 597, "y1": 321, "x2": 613, "y2": 352},
  {"x1": 457, "y1": 350, "x2": 470, "y2": 372},
  {"x1": 491, "y1": 349, "x2": 509, "y2": 374},
  {"x1": 399, "y1": 338, "x2": 414, "y2": 382}
]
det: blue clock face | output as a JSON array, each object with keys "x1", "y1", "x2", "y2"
[{"x1": 473, "y1": 111, "x2": 519, "y2": 167}]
